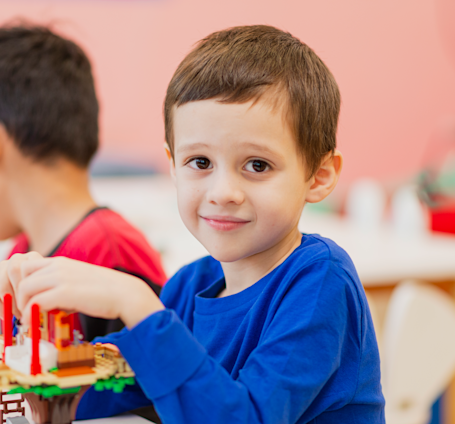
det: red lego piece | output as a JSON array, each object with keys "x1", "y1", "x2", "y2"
[
  {"x1": 30, "y1": 303, "x2": 41, "y2": 375},
  {"x1": 3, "y1": 293, "x2": 12, "y2": 361}
]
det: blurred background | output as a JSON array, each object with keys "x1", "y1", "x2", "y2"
[
  {"x1": 1, "y1": 1, "x2": 455, "y2": 423},
  {"x1": 0, "y1": 0, "x2": 453, "y2": 182}
]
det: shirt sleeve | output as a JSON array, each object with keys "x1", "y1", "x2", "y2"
[
  {"x1": 107, "y1": 261, "x2": 362, "y2": 424},
  {"x1": 76, "y1": 381, "x2": 153, "y2": 420},
  {"x1": 75, "y1": 324, "x2": 152, "y2": 420}
]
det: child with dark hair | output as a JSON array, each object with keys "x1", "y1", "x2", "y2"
[
  {"x1": 1, "y1": 25, "x2": 384, "y2": 423},
  {"x1": 0, "y1": 25, "x2": 167, "y2": 340}
]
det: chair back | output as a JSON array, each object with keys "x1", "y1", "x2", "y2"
[{"x1": 382, "y1": 281, "x2": 455, "y2": 424}]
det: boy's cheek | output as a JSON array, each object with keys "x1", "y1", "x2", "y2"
[
  {"x1": 177, "y1": 191, "x2": 200, "y2": 226},
  {"x1": 258, "y1": 188, "x2": 304, "y2": 229},
  {"x1": 176, "y1": 178, "x2": 204, "y2": 203}
]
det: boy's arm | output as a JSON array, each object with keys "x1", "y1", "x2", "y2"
[
  {"x1": 6, "y1": 254, "x2": 378, "y2": 423},
  {"x1": 98, "y1": 262, "x2": 373, "y2": 424},
  {"x1": 3, "y1": 253, "x2": 164, "y2": 327}
]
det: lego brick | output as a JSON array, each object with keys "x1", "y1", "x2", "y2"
[
  {"x1": 53, "y1": 367, "x2": 95, "y2": 378},
  {"x1": 57, "y1": 359, "x2": 95, "y2": 370}
]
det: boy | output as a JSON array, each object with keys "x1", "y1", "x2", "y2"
[
  {"x1": 1, "y1": 25, "x2": 385, "y2": 423},
  {"x1": 0, "y1": 25, "x2": 167, "y2": 341}
]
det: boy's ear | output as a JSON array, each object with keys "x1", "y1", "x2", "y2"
[
  {"x1": 164, "y1": 143, "x2": 172, "y2": 161},
  {"x1": 305, "y1": 150, "x2": 343, "y2": 204},
  {"x1": 164, "y1": 143, "x2": 176, "y2": 182}
]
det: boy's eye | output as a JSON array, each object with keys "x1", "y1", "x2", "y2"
[
  {"x1": 188, "y1": 157, "x2": 212, "y2": 170},
  {"x1": 245, "y1": 160, "x2": 270, "y2": 173}
]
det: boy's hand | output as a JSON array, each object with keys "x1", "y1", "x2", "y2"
[
  {"x1": 5, "y1": 253, "x2": 164, "y2": 328},
  {"x1": 0, "y1": 252, "x2": 43, "y2": 318}
]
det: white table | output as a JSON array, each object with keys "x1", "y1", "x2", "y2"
[{"x1": 298, "y1": 210, "x2": 455, "y2": 286}]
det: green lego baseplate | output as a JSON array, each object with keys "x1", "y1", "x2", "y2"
[{"x1": 6, "y1": 375, "x2": 135, "y2": 398}]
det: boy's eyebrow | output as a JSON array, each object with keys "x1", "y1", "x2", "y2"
[
  {"x1": 176, "y1": 143, "x2": 210, "y2": 154},
  {"x1": 241, "y1": 142, "x2": 282, "y2": 158},
  {"x1": 178, "y1": 141, "x2": 283, "y2": 158}
]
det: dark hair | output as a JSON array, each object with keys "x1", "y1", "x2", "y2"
[
  {"x1": 164, "y1": 25, "x2": 340, "y2": 178},
  {"x1": 0, "y1": 25, "x2": 99, "y2": 167}
]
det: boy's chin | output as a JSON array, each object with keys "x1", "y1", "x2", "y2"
[{"x1": 207, "y1": 247, "x2": 249, "y2": 264}]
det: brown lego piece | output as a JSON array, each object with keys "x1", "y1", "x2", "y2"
[
  {"x1": 68, "y1": 386, "x2": 90, "y2": 423},
  {"x1": 57, "y1": 360, "x2": 95, "y2": 370},
  {"x1": 24, "y1": 385, "x2": 90, "y2": 424},
  {"x1": 24, "y1": 393, "x2": 49, "y2": 424},
  {"x1": 53, "y1": 367, "x2": 95, "y2": 378},
  {"x1": 57, "y1": 344, "x2": 95, "y2": 370}
]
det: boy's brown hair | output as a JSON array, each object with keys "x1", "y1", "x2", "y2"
[
  {"x1": 0, "y1": 24, "x2": 98, "y2": 167},
  {"x1": 164, "y1": 25, "x2": 340, "y2": 178}
]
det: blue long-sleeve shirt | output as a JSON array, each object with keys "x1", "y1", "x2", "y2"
[{"x1": 76, "y1": 234, "x2": 385, "y2": 423}]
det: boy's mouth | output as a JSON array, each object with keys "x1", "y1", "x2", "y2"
[{"x1": 200, "y1": 215, "x2": 250, "y2": 231}]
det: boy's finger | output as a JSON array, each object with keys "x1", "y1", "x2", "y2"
[
  {"x1": 7, "y1": 253, "x2": 45, "y2": 295},
  {"x1": 15, "y1": 273, "x2": 60, "y2": 312},
  {"x1": 7, "y1": 252, "x2": 41, "y2": 289},
  {"x1": 21, "y1": 288, "x2": 75, "y2": 326},
  {"x1": 0, "y1": 260, "x2": 12, "y2": 295},
  {"x1": 20, "y1": 257, "x2": 53, "y2": 280},
  {"x1": 0, "y1": 300, "x2": 19, "y2": 319},
  {"x1": 0, "y1": 260, "x2": 21, "y2": 318},
  {"x1": 1, "y1": 257, "x2": 13, "y2": 286}
]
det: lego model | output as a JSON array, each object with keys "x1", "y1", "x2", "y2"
[{"x1": 0, "y1": 294, "x2": 135, "y2": 424}]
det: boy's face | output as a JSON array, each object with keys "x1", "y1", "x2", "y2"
[{"x1": 170, "y1": 98, "x2": 314, "y2": 263}]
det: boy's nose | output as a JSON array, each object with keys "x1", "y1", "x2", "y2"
[{"x1": 206, "y1": 172, "x2": 245, "y2": 207}]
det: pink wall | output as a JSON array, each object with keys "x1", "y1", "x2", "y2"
[{"x1": 1, "y1": 0, "x2": 454, "y2": 185}]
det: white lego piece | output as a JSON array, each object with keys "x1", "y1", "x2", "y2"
[{"x1": 5, "y1": 337, "x2": 57, "y2": 375}]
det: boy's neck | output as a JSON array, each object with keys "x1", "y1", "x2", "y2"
[
  {"x1": 10, "y1": 159, "x2": 96, "y2": 256},
  {"x1": 218, "y1": 228, "x2": 302, "y2": 298}
]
